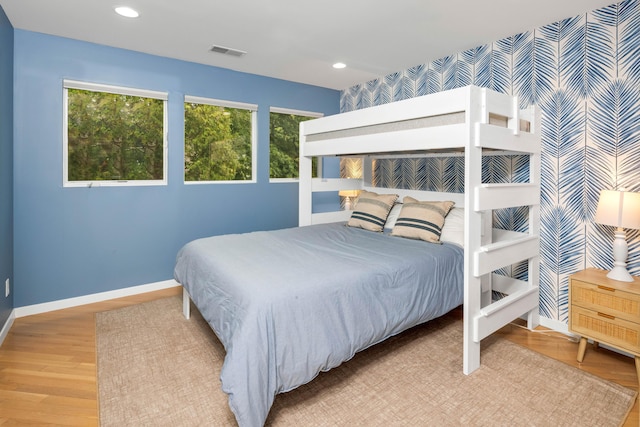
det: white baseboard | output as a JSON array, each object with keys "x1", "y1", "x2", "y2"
[
  {"x1": 0, "y1": 309, "x2": 15, "y2": 347},
  {"x1": 539, "y1": 316, "x2": 571, "y2": 335},
  {"x1": 13, "y1": 279, "x2": 180, "y2": 318}
]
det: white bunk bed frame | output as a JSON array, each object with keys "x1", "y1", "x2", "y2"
[{"x1": 298, "y1": 85, "x2": 541, "y2": 375}]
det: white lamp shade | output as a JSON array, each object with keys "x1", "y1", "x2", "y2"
[
  {"x1": 595, "y1": 190, "x2": 640, "y2": 230},
  {"x1": 338, "y1": 190, "x2": 360, "y2": 198}
]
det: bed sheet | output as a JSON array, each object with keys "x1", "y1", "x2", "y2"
[{"x1": 174, "y1": 222, "x2": 464, "y2": 427}]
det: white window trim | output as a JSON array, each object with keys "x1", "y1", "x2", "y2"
[
  {"x1": 185, "y1": 95, "x2": 257, "y2": 111},
  {"x1": 63, "y1": 80, "x2": 168, "y2": 188},
  {"x1": 269, "y1": 106, "x2": 323, "y2": 183},
  {"x1": 64, "y1": 80, "x2": 168, "y2": 100},
  {"x1": 269, "y1": 106, "x2": 323, "y2": 118},
  {"x1": 183, "y1": 95, "x2": 258, "y2": 184}
]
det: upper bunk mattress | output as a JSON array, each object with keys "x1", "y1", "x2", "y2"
[{"x1": 174, "y1": 222, "x2": 464, "y2": 427}]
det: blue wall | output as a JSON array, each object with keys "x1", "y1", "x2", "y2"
[
  {"x1": 0, "y1": 8, "x2": 13, "y2": 324},
  {"x1": 13, "y1": 30, "x2": 339, "y2": 307}
]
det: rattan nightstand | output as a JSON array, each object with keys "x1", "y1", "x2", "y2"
[{"x1": 569, "y1": 268, "x2": 640, "y2": 381}]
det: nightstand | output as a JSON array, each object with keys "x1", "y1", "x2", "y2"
[{"x1": 569, "y1": 268, "x2": 640, "y2": 381}]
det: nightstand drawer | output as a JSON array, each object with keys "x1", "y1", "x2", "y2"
[
  {"x1": 571, "y1": 305, "x2": 640, "y2": 355},
  {"x1": 571, "y1": 280, "x2": 640, "y2": 323}
]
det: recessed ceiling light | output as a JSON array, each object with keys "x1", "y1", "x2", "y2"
[
  {"x1": 333, "y1": 62, "x2": 346, "y2": 69},
  {"x1": 115, "y1": 6, "x2": 139, "y2": 18}
]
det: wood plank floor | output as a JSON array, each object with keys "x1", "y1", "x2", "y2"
[{"x1": 0, "y1": 287, "x2": 637, "y2": 426}]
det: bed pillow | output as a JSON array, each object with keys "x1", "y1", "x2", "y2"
[
  {"x1": 383, "y1": 203, "x2": 403, "y2": 230},
  {"x1": 391, "y1": 197, "x2": 454, "y2": 243},
  {"x1": 440, "y1": 207, "x2": 464, "y2": 247},
  {"x1": 347, "y1": 190, "x2": 398, "y2": 232}
]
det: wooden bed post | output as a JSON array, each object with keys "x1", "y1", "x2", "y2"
[
  {"x1": 299, "y1": 122, "x2": 313, "y2": 227},
  {"x1": 182, "y1": 287, "x2": 191, "y2": 320},
  {"x1": 463, "y1": 86, "x2": 484, "y2": 374},
  {"x1": 526, "y1": 105, "x2": 542, "y2": 330}
]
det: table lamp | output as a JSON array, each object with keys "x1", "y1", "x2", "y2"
[
  {"x1": 338, "y1": 190, "x2": 360, "y2": 210},
  {"x1": 594, "y1": 190, "x2": 640, "y2": 282}
]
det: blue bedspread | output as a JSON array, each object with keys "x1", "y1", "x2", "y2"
[{"x1": 174, "y1": 222, "x2": 464, "y2": 427}]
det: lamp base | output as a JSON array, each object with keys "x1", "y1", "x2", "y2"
[
  {"x1": 606, "y1": 266, "x2": 634, "y2": 282},
  {"x1": 344, "y1": 197, "x2": 352, "y2": 211},
  {"x1": 606, "y1": 228, "x2": 634, "y2": 282}
]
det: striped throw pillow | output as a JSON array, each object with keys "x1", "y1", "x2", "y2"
[
  {"x1": 391, "y1": 197, "x2": 455, "y2": 243},
  {"x1": 347, "y1": 190, "x2": 398, "y2": 232}
]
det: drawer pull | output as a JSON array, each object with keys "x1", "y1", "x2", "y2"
[
  {"x1": 597, "y1": 312, "x2": 615, "y2": 320},
  {"x1": 597, "y1": 285, "x2": 616, "y2": 292}
]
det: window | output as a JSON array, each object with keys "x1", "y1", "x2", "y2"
[
  {"x1": 184, "y1": 96, "x2": 257, "y2": 183},
  {"x1": 64, "y1": 80, "x2": 167, "y2": 187},
  {"x1": 269, "y1": 107, "x2": 322, "y2": 180}
]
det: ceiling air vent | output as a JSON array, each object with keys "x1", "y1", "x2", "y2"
[{"x1": 210, "y1": 45, "x2": 247, "y2": 57}]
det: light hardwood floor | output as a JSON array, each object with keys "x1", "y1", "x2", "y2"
[{"x1": 0, "y1": 287, "x2": 637, "y2": 426}]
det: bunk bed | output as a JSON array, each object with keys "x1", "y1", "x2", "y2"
[
  {"x1": 175, "y1": 85, "x2": 540, "y2": 427},
  {"x1": 299, "y1": 85, "x2": 541, "y2": 376}
]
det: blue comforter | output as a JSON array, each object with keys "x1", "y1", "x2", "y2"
[{"x1": 174, "y1": 222, "x2": 464, "y2": 426}]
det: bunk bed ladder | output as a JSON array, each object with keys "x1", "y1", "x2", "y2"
[{"x1": 464, "y1": 87, "x2": 541, "y2": 374}]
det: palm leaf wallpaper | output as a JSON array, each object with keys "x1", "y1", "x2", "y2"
[{"x1": 340, "y1": 0, "x2": 640, "y2": 323}]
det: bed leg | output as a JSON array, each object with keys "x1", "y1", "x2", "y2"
[
  {"x1": 463, "y1": 338, "x2": 481, "y2": 375},
  {"x1": 182, "y1": 287, "x2": 191, "y2": 320}
]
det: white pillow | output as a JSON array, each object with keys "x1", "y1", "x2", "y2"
[
  {"x1": 384, "y1": 203, "x2": 402, "y2": 230},
  {"x1": 440, "y1": 207, "x2": 464, "y2": 247}
]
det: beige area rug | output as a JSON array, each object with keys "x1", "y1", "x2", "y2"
[{"x1": 96, "y1": 296, "x2": 636, "y2": 426}]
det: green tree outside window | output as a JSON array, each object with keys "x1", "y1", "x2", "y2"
[
  {"x1": 67, "y1": 88, "x2": 164, "y2": 182},
  {"x1": 184, "y1": 103, "x2": 253, "y2": 181},
  {"x1": 270, "y1": 111, "x2": 318, "y2": 179}
]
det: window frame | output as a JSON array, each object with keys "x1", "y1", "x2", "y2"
[
  {"x1": 183, "y1": 95, "x2": 258, "y2": 185},
  {"x1": 269, "y1": 106, "x2": 323, "y2": 183},
  {"x1": 63, "y1": 80, "x2": 169, "y2": 188}
]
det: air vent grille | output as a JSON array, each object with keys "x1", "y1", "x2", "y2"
[{"x1": 210, "y1": 45, "x2": 247, "y2": 57}]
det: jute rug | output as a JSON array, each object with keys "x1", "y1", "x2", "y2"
[{"x1": 96, "y1": 296, "x2": 636, "y2": 426}]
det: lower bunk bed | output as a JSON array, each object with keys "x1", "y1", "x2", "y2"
[{"x1": 175, "y1": 201, "x2": 465, "y2": 427}]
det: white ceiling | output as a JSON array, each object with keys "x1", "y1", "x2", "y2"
[{"x1": 0, "y1": 0, "x2": 616, "y2": 90}]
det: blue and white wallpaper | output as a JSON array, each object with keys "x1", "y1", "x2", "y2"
[{"x1": 341, "y1": 0, "x2": 640, "y2": 322}]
